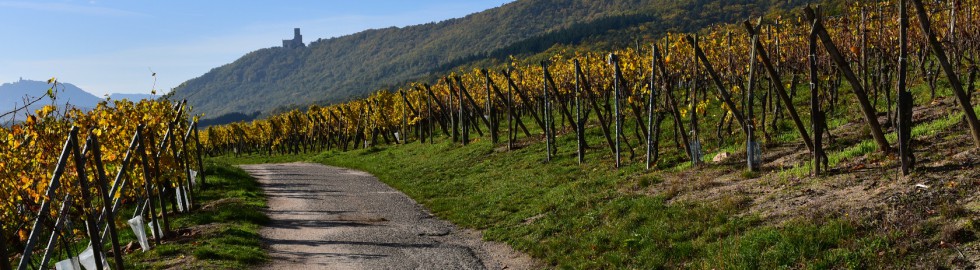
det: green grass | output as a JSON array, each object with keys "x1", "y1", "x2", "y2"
[
  {"x1": 274, "y1": 133, "x2": 896, "y2": 268},
  {"x1": 197, "y1": 78, "x2": 980, "y2": 268},
  {"x1": 122, "y1": 160, "x2": 269, "y2": 269}
]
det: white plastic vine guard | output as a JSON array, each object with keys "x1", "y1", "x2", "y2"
[
  {"x1": 127, "y1": 216, "x2": 150, "y2": 251},
  {"x1": 147, "y1": 220, "x2": 162, "y2": 240},
  {"x1": 55, "y1": 257, "x2": 80, "y2": 270},
  {"x1": 183, "y1": 186, "x2": 192, "y2": 208},
  {"x1": 189, "y1": 169, "x2": 198, "y2": 185},
  {"x1": 78, "y1": 244, "x2": 110, "y2": 270},
  {"x1": 176, "y1": 188, "x2": 186, "y2": 212}
]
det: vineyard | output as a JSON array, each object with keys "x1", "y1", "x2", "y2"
[
  {"x1": 206, "y1": 0, "x2": 978, "y2": 174},
  {"x1": 4, "y1": 0, "x2": 979, "y2": 268},
  {"x1": 204, "y1": 1, "x2": 980, "y2": 266},
  {"x1": 0, "y1": 87, "x2": 205, "y2": 269}
]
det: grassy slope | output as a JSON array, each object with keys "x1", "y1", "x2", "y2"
[
  {"x1": 121, "y1": 161, "x2": 269, "y2": 269},
  {"x1": 217, "y1": 134, "x2": 886, "y2": 269},
  {"x1": 310, "y1": 140, "x2": 893, "y2": 268},
  {"x1": 205, "y1": 76, "x2": 980, "y2": 269}
]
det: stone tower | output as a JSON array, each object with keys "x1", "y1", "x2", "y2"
[{"x1": 283, "y1": 28, "x2": 305, "y2": 49}]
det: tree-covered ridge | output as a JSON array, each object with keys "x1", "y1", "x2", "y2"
[{"x1": 173, "y1": 0, "x2": 807, "y2": 125}]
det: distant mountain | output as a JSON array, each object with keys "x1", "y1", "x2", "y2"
[
  {"x1": 171, "y1": 0, "x2": 806, "y2": 124},
  {"x1": 0, "y1": 79, "x2": 102, "y2": 122},
  {"x1": 108, "y1": 93, "x2": 160, "y2": 101}
]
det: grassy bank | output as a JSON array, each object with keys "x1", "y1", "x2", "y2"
[
  {"x1": 201, "y1": 84, "x2": 980, "y2": 268},
  {"x1": 263, "y1": 137, "x2": 892, "y2": 269},
  {"x1": 121, "y1": 161, "x2": 269, "y2": 269}
]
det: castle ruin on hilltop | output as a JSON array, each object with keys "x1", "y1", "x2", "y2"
[{"x1": 283, "y1": 28, "x2": 305, "y2": 49}]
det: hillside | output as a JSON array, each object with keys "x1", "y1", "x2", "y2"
[
  {"x1": 171, "y1": 0, "x2": 805, "y2": 123},
  {"x1": 0, "y1": 79, "x2": 102, "y2": 122}
]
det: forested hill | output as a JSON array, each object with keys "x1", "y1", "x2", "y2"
[{"x1": 172, "y1": 0, "x2": 806, "y2": 123}]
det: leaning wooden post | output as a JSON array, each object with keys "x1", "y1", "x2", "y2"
[
  {"x1": 136, "y1": 126, "x2": 162, "y2": 246},
  {"x1": 803, "y1": 6, "x2": 891, "y2": 152},
  {"x1": 504, "y1": 72, "x2": 547, "y2": 132},
  {"x1": 488, "y1": 70, "x2": 533, "y2": 137},
  {"x1": 543, "y1": 63, "x2": 580, "y2": 133},
  {"x1": 909, "y1": 0, "x2": 980, "y2": 148},
  {"x1": 685, "y1": 35, "x2": 749, "y2": 135},
  {"x1": 88, "y1": 134, "x2": 125, "y2": 269},
  {"x1": 70, "y1": 131, "x2": 105, "y2": 270},
  {"x1": 610, "y1": 54, "x2": 622, "y2": 168},
  {"x1": 744, "y1": 20, "x2": 814, "y2": 152},
  {"x1": 146, "y1": 131, "x2": 172, "y2": 235},
  {"x1": 898, "y1": 0, "x2": 915, "y2": 175},
  {"x1": 653, "y1": 43, "x2": 693, "y2": 160}
]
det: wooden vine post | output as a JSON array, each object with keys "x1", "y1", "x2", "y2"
[
  {"x1": 455, "y1": 78, "x2": 469, "y2": 145},
  {"x1": 691, "y1": 34, "x2": 702, "y2": 166},
  {"x1": 485, "y1": 71, "x2": 499, "y2": 144},
  {"x1": 809, "y1": 18, "x2": 827, "y2": 175},
  {"x1": 898, "y1": 0, "x2": 915, "y2": 175},
  {"x1": 69, "y1": 130, "x2": 106, "y2": 270},
  {"x1": 137, "y1": 127, "x2": 163, "y2": 246},
  {"x1": 425, "y1": 85, "x2": 434, "y2": 144},
  {"x1": 543, "y1": 62, "x2": 553, "y2": 161},
  {"x1": 909, "y1": 0, "x2": 980, "y2": 148},
  {"x1": 401, "y1": 91, "x2": 407, "y2": 143},
  {"x1": 646, "y1": 44, "x2": 658, "y2": 170},
  {"x1": 745, "y1": 25, "x2": 761, "y2": 172},
  {"x1": 610, "y1": 53, "x2": 623, "y2": 168},
  {"x1": 804, "y1": 6, "x2": 891, "y2": 152},
  {"x1": 575, "y1": 60, "x2": 586, "y2": 164},
  {"x1": 87, "y1": 133, "x2": 125, "y2": 269},
  {"x1": 507, "y1": 69, "x2": 515, "y2": 150}
]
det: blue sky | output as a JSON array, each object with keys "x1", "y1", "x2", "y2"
[{"x1": 0, "y1": 0, "x2": 513, "y2": 96}]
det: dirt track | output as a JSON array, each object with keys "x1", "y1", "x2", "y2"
[{"x1": 239, "y1": 162, "x2": 538, "y2": 270}]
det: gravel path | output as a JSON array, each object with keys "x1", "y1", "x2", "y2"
[{"x1": 239, "y1": 162, "x2": 539, "y2": 270}]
